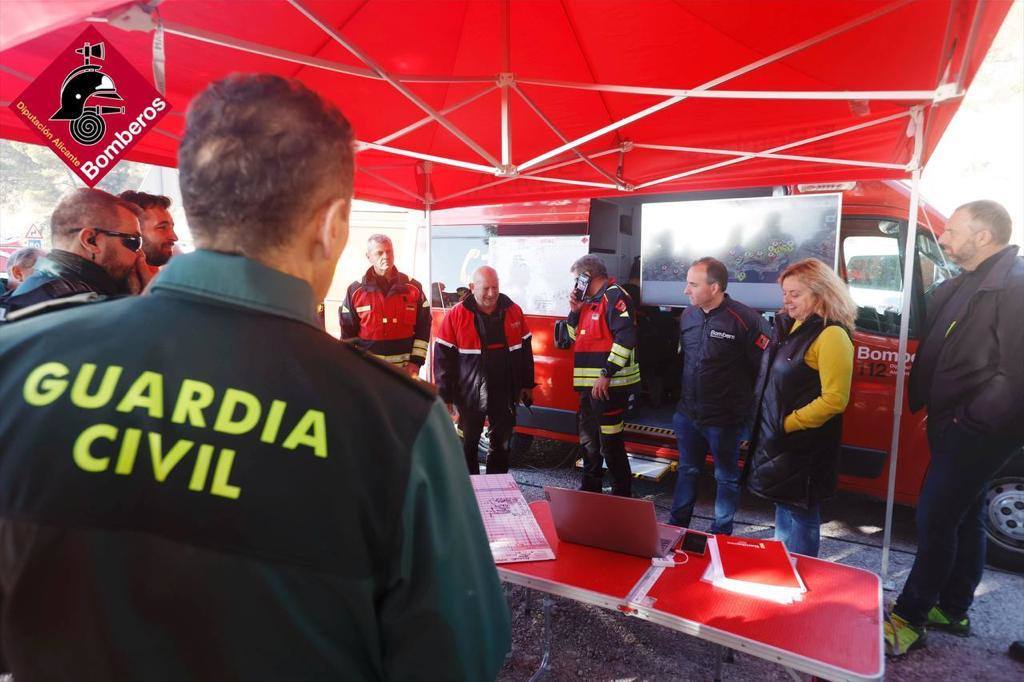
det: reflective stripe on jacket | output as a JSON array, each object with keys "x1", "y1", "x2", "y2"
[
  {"x1": 339, "y1": 267, "x2": 431, "y2": 366},
  {"x1": 433, "y1": 294, "x2": 535, "y2": 411}
]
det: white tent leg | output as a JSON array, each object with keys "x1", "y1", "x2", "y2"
[
  {"x1": 422, "y1": 175, "x2": 434, "y2": 382},
  {"x1": 881, "y1": 106, "x2": 925, "y2": 587}
]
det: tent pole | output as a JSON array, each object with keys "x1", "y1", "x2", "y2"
[
  {"x1": 423, "y1": 163, "x2": 434, "y2": 382},
  {"x1": 288, "y1": 0, "x2": 501, "y2": 169},
  {"x1": 637, "y1": 110, "x2": 910, "y2": 189},
  {"x1": 517, "y1": 0, "x2": 913, "y2": 172},
  {"x1": 357, "y1": 142, "x2": 496, "y2": 175},
  {"x1": 880, "y1": 106, "x2": 925, "y2": 587}
]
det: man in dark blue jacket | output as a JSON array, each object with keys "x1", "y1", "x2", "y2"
[
  {"x1": 670, "y1": 257, "x2": 768, "y2": 533},
  {"x1": 886, "y1": 200, "x2": 1024, "y2": 656}
]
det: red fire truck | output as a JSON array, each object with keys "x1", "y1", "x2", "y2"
[{"x1": 429, "y1": 180, "x2": 1024, "y2": 570}]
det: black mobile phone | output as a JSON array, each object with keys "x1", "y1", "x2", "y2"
[
  {"x1": 573, "y1": 272, "x2": 591, "y2": 301},
  {"x1": 681, "y1": 530, "x2": 710, "y2": 555}
]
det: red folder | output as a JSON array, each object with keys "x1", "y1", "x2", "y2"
[
  {"x1": 703, "y1": 535, "x2": 807, "y2": 604},
  {"x1": 715, "y1": 536, "x2": 802, "y2": 589}
]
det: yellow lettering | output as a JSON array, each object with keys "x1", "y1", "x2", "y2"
[
  {"x1": 210, "y1": 448, "x2": 241, "y2": 499},
  {"x1": 171, "y1": 379, "x2": 215, "y2": 427},
  {"x1": 213, "y1": 388, "x2": 262, "y2": 435},
  {"x1": 116, "y1": 371, "x2": 164, "y2": 418},
  {"x1": 115, "y1": 427, "x2": 142, "y2": 474},
  {"x1": 70, "y1": 363, "x2": 123, "y2": 409},
  {"x1": 282, "y1": 410, "x2": 328, "y2": 458},
  {"x1": 260, "y1": 399, "x2": 287, "y2": 444},
  {"x1": 147, "y1": 432, "x2": 193, "y2": 482},
  {"x1": 73, "y1": 423, "x2": 117, "y2": 472},
  {"x1": 189, "y1": 444, "x2": 214, "y2": 492},
  {"x1": 23, "y1": 361, "x2": 70, "y2": 406}
]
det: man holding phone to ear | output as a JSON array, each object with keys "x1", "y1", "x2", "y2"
[
  {"x1": 565, "y1": 255, "x2": 641, "y2": 497},
  {"x1": 1, "y1": 188, "x2": 152, "y2": 322}
]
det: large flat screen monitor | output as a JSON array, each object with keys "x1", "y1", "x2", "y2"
[{"x1": 640, "y1": 193, "x2": 841, "y2": 309}]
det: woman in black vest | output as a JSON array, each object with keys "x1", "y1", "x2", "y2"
[{"x1": 749, "y1": 259, "x2": 856, "y2": 557}]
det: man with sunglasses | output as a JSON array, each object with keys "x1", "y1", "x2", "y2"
[{"x1": 1, "y1": 188, "x2": 150, "y2": 322}]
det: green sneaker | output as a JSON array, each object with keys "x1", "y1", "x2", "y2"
[
  {"x1": 884, "y1": 613, "x2": 927, "y2": 656},
  {"x1": 925, "y1": 606, "x2": 970, "y2": 636}
]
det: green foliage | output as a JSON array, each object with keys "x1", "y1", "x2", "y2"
[{"x1": 0, "y1": 139, "x2": 149, "y2": 244}]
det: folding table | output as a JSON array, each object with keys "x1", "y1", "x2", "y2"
[{"x1": 497, "y1": 501, "x2": 883, "y2": 681}]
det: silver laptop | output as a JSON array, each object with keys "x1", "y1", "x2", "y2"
[{"x1": 544, "y1": 487, "x2": 684, "y2": 558}]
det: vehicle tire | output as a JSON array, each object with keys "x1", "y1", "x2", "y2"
[{"x1": 984, "y1": 451, "x2": 1024, "y2": 572}]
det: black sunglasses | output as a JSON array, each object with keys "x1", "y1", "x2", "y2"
[{"x1": 85, "y1": 228, "x2": 143, "y2": 252}]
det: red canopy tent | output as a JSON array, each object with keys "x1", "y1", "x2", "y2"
[
  {"x1": 0, "y1": 0, "x2": 1010, "y2": 210},
  {"x1": 0, "y1": 0, "x2": 1013, "y2": 581}
]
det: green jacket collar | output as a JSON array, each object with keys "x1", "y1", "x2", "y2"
[{"x1": 150, "y1": 250, "x2": 319, "y2": 328}]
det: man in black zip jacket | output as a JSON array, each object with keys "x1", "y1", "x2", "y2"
[
  {"x1": 886, "y1": 200, "x2": 1024, "y2": 656},
  {"x1": 0, "y1": 189, "x2": 151, "y2": 323},
  {"x1": 669, "y1": 257, "x2": 768, "y2": 533},
  {"x1": 434, "y1": 266, "x2": 535, "y2": 474}
]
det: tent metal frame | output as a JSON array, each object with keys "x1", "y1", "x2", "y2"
[
  {"x1": 93, "y1": 0, "x2": 964, "y2": 207},
  {"x1": 82, "y1": 0, "x2": 982, "y2": 581}
]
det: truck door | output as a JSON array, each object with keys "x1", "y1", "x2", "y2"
[{"x1": 839, "y1": 217, "x2": 956, "y2": 502}]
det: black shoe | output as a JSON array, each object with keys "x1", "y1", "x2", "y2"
[{"x1": 1009, "y1": 640, "x2": 1024, "y2": 663}]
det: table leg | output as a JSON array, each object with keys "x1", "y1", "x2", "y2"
[
  {"x1": 529, "y1": 595, "x2": 553, "y2": 682},
  {"x1": 713, "y1": 645, "x2": 726, "y2": 681}
]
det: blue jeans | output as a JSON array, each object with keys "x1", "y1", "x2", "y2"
[
  {"x1": 669, "y1": 411, "x2": 743, "y2": 534},
  {"x1": 774, "y1": 503, "x2": 821, "y2": 557},
  {"x1": 893, "y1": 423, "x2": 1020, "y2": 625}
]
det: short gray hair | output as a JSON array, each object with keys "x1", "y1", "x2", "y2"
[
  {"x1": 8, "y1": 247, "x2": 45, "y2": 271},
  {"x1": 366, "y1": 234, "x2": 393, "y2": 250},
  {"x1": 570, "y1": 254, "x2": 608, "y2": 279},
  {"x1": 957, "y1": 199, "x2": 1012, "y2": 245}
]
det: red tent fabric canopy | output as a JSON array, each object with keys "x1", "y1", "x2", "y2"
[{"x1": 0, "y1": 0, "x2": 1011, "y2": 209}]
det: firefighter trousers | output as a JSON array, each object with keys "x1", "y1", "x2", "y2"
[
  {"x1": 459, "y1": 403, "x2": 516, "y2": 475},
  {"x1": 577, "y1": 391, "x2": 632, "y2": 497}
]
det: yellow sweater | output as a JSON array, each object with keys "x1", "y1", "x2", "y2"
[{"x1": 783, "y1": 321, "x2": 854, "y2": 433}]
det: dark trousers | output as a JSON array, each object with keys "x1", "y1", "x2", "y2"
[
  {"x1": 894, "y1": 423, "x2": 1020, "y2": 625},
  {"x1": 459, "y1": 402, "x2": 516, "y2": 475},
  {"x1": 578, "y1": 391, "x2": 632, "y2": 497}
]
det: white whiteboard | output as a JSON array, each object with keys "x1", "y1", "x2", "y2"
[{"x1": 489, "y1": 235, "x2": 590, "y2": 317}]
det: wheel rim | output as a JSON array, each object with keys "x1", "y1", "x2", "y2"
[{"x1": 986, "y1": 476, "x2": 1024, "y2": 551}]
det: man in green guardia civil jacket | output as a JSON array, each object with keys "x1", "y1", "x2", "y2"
[{"x1": 0, "y1": 74, "x2": 509, "y2": 681}]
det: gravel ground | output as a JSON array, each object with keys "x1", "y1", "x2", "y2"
[{"x1": 492, "y1": 438, "x2": 1024, "y2": 681}]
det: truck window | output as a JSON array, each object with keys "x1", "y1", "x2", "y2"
[
  {"x1": 429, "y1": 226, "x2": 491, "y2": 308},
  {"x1": 843, "y1": 232, "x2": 904, "y2": 336},
  {"x1": 916, "y1": 228, "x2": 958, "y2": 296}
]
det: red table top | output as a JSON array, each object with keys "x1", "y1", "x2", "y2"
[
  {"x1": 497, "y1": 500, "x2": 653, "y2": 604},
  {"x1": 501, "y1": 501, "x2": 882, "y2": 681}
]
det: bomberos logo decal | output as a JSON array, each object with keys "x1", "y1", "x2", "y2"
[{"x1": 9, "y1": 26, "x2": 171, "y2": 187}]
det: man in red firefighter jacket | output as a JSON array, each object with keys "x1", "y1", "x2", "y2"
[
  {"x1": 340, "y1": 234, "x2": 430, "y2": 376},
  {"x1": 565, "y1": 255, "x2": 640, "y2": 497},
  {"x1": 434, "y1": 266, "x2": 535, "y2": 475}
]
